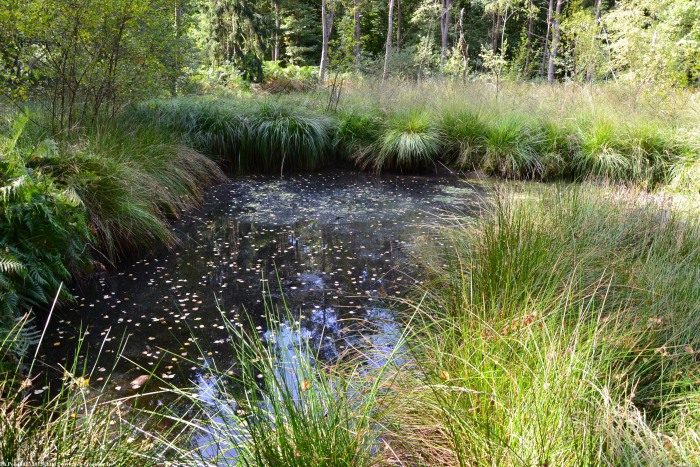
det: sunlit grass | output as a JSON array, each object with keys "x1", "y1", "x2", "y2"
[
  {"x1": 385, "y1": 184, "x2": 700, "y2": 465},
  {"x1": 161, "y1": 302, "x2": 404, "y2": 466},
  {"x1": 354, "y1": 109, "x2": 443, "y2": 172}
]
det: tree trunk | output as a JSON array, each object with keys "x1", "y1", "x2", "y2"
[
  {"x1": 319, "y1": 0, "x2": 335, "y2": 81},
  {"x1": 382, "y1": 0, "x2": 395, "y2": 81},
  {"x1": 586, "y1": 0, "x2": 602, "y2": 82},
  {"x1": 524, "y1": 0, "x2": 534, "y2": 75},
  {"x1": 492, "y1": 10, "x2": 501, "y2": 51},
  {"x1": 440, "y1": 0, "x2": 452, "y2": 68},
  {"x1": 396, "y1": 0, "x2": 402, "y2": 51},
  {"x1": 354, "y1": 0, "x2": 361, "y2": 71},
  {"x1": 541, "y1": 0, "x2": 554, "y2": 78},
  {"x1": 171, "y1": 1, "x2": 181, "y2": 96},
  {"x1": 458, "y1": 7, "x2": 469, "y2": 82},
  {"x1": 273, "y1": 1, "x2": 280, "y2": 61},
  {"x1": 547, "y1": 0, "x2": 564, "y2": 84}
]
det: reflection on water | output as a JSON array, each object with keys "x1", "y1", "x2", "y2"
[{"x1": 39, "y1": 170, "x2": 486, "y2": 397}]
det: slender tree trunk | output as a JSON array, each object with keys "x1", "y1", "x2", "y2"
[
  {"x1": 458, "y1": 7, "x2": 469, "y2": 82},
  {"x1": 354, "y1": 0, "x2": 361, "y2": 71},
  {"x1": 171, "y1": 1, "x2": 181, "y2": 96},
  {"x1": 524, "y1": 0, "x2": 534, "y2": 74},
  {"x1": 585, "y1": 0, "x2": 602, "y2": 81},
  {"x1": 319, "y1": 0, "x2": 335, "y2": 81},
  {"x1": 273, "y1": 1, "x2": 280, "y2": 61},
  {"x1": 547, "y1": 0, "x2": 564, "y2": 84},
  {"x1": 440, "y1": 0, "x2": 451, "y2": 68},
  {"x1": 396, "y1": 0, "x2": 402, "y2": 50},
  {"x1": 382, "y1": 0, "x2": 395, "y2": 81},
  {"x1": 492, "y1": 11, "x2": 501, "y2": 51},
  {"x1": 541, "y1": 0, "x2": 554, "y2": 78}
]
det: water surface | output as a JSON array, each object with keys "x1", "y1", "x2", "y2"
[{"x1": 39, "y1": 170, "x2": 487, "y2": 397}]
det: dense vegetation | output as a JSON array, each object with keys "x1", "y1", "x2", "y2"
[{"x1": 2, "y1": 0, "x2": 700, "y2": 465}]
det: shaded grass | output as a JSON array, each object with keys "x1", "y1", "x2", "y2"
[
  {"x1": 21, "y1": 118, "x2": 225, "y2": 261},
  {"x1": 252, "y1": 101, "x2": 333, "y2": 174},
  {"x1": 130, "y1": 97, "x2": 335, "y2": 175}
]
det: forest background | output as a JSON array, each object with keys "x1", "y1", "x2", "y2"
[{"x1": 2, "y1": 0, "x2": 699, "y2": 129}]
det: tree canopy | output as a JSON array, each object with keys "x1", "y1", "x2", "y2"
[{"x1": 2, "y1": 0, "x2": 699, "y2": 128}]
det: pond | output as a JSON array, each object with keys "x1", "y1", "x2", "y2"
[{"x1": 37, "y1": 170, "x2": 488, "y2": 401}]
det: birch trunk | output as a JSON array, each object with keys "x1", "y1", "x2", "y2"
[
  {"x1": 382, "y1": 0, "x2": 395, "y2": 81},
  {"x1": 547, "y1": 0, "x2": 564, "y2": 84},
  {"x1": 319, "y1": 0, "x2": 335, "y2": 81},
  {"x1": 354, "y1": 0, "x2": 361, "y2": 71},
  {"x1": 440, "y1": 0, "x2": 452, "y2": 68}
]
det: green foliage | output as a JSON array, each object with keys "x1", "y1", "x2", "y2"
[
  {"x1": 0, "y1": 116, "x2": 91, "y2": 344},
  {"x1": 5, "y1": 0, "x2": 191, "y2": 129},
  {"x1": 605, "y1": 0, "x2": 700, "y2": 87},
  {"x1": 263, "y1": 61, "x2": 319, "y2": 92}
]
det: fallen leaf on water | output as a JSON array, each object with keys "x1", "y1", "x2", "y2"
[{"x1": 130, "y1": 375, "x2": 149, "y2": 388}]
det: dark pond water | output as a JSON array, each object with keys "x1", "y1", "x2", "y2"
[{"x1": 37, "y1": 170, "x2": 487, "y2": 400}]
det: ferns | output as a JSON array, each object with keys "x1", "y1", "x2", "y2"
[
  {"x1": 0, "y1": 255, "x2": 25, "y2": 275},
  {"x1": 0, "y1": 115, "x2": 92, "y2": 350}
]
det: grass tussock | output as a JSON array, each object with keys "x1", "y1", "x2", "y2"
[
  {"x1": 171, "y1": 306, "x2": 400, "y2": 466},
  {"x1": 385, "y1": 184, "x2": 700, "y2": 465},
  {"x1": 131, "y1": 98, "x2": 335, "y2": 175},
  {"x1": 333, "y1": 81, "x2": 699, "y2": 182},
  {"x1": 0, "y1": 110, "x2": 224, "y2": 349},
  {"x1": 121, "y1": 83, "x2": 700, "y2": 184},
  {"x1": 354, "y1": 109, "x2": 443, "y2": 172},
  {"x1": 26, "y1": 122, "x2": 225, "y2": 261}
]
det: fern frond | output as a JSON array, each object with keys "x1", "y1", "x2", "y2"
[
  {"x1": 0, "y1": 176, "x2": 28, "y2": 202},
  {"x1": 0, "y1": 256, "x2": 25, "y2": 274}
]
